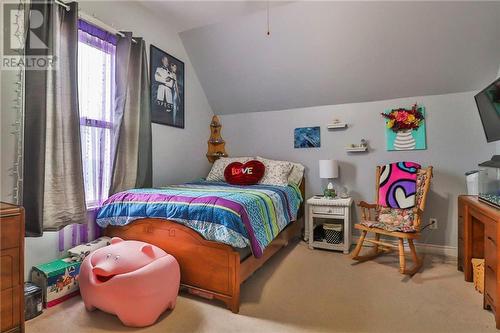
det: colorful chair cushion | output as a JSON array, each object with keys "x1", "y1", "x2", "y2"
[{"x1": 363, "y1": 207, "x2": 416, "y2": 232}]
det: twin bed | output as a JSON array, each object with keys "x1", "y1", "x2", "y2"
[{"x1": 97, "y1": 178, "x2": 305, "y2": 313}]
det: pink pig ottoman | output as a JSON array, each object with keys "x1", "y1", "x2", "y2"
[{"x1": 79, "y1": 237, "x2": 180, "y2": 327}]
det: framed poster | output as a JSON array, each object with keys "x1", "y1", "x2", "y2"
[
  {"x1": 150, "y1": 45, "x2": 185, "y2": 128},
  {"x1": 294, "y1": 126, "x2": 321, "y2": 148}
]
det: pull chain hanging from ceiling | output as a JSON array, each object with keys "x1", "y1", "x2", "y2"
[{"x1": 266, "y1": 1, "x2": 270, "y2": 36}]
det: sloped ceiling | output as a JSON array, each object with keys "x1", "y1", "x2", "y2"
[
  {"x1": 178, "y1": 1, "x2": 500, "y2": 115},
  {"x1": 139, "y1": 1, "x2": 288, "y2": 33}
]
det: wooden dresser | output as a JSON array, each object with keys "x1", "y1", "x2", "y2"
[
  {"x1": 1, "y1": 202, "x2": 24, "y2": 333},
  {"x1": 458, "y1": 195, "x2": 500, "y2": 329}
]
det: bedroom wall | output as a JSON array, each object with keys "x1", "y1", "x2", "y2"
[
  {"x1": 78, "y1": 1, "x2": 214, "y2": 186},
  {"x1": 3, "y1": 1, "x2": 214, "y2": 280},
  {"x1": 219, "y1": 91, "x2": 497, "y2": 249}
]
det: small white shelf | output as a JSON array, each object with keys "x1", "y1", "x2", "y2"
[
  {"x1": 327, "y1": 123, "x2": 347, "y2": 129},
  {"x1": 345, "y1": 146, "x2": 368, "y2": 152}
]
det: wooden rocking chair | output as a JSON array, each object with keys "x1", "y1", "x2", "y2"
[{"x1": 351, "y1": 165, "x2": 433, "y2": 275}]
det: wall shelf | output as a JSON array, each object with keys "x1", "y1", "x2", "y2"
[
  {"x1": 206, "y1": 152, "x2": 228, "y2": 159},
  {"x1": 206, "y1": 115, "x2": 228, "y2": 163},
  {"x1": 208, "y1": 139, "x2": 225, "y2": 145},
  {"x1": 345, "y1": 146, "x2": 368, "y2": 153},
  {"x1": 327, "y1": 123, "x2": 348, "y2": 129}
]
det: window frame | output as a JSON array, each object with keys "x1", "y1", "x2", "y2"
[{"x1": 77, "y1": 20, "x2": 117, "y2": 209}]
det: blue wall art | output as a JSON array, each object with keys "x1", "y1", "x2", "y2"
[{"x1": 294, "y1": 127, "x2": 321, "y2": 148}]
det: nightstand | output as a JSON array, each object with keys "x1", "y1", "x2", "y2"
[{"x1": 306, "y1": 196, "x2": 353, "y2": 253}]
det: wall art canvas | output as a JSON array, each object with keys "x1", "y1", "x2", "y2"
[
  {"x1": 150, "y1": 45, "x2": 185, "y2": 128},
  {"x1": 383, "y1": 105, "x2": 426, "y2": 151},
  {"x1": 294, "y1": 127, "x2": 321, "y2": 148}
]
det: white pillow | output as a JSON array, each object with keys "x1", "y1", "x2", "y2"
[
  {"x1": 288, "y1": 162, "x2": 305, "y2": 186},
  {"x1": 206, "y1": 157, "x2": 253, "y2": 182},
  {"x1": 255, "y1": 157, "x2": 293, "y2": 186}
]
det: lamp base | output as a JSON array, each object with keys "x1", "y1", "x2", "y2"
[{"x1": 323, "y1": 182, "x2": 336, "y2": 199}]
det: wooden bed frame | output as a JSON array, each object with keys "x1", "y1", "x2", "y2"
[{"x1": 104, "y1": 179, "x2": 305, "y2": 313}]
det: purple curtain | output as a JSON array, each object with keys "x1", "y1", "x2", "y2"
[{"x1": 78, "y1": 20, "x2": 117, "y2": 45}]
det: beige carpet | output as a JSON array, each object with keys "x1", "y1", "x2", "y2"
[{"x1": 27, "y1": 241, "x2": 498, "y2": 333}]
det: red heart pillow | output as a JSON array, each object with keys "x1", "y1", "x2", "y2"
[{"x1": 224, "y1": 160, "x2": 265, "y2": 185}]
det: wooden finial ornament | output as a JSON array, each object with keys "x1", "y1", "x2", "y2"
[{"x1": 206, "y1": 115, "x2": 228, "y2": 163}]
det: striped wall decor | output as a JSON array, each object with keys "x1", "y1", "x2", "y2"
[{"x1": 385, "y1": 107, "x2": 427, "y2": 151}]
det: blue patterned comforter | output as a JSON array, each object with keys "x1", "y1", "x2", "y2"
[{"x1": 96, "y1": 181, "x2": 302, "y2": 257}]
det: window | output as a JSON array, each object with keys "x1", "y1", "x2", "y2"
[{"x1": 77, "y1": 21, "x2": 117, "y2": 208}]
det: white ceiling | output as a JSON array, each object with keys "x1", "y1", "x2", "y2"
[
  {"x1": 138, "y1": 1, "x2": 288, "y2": 33},
  {"x1": 143, "y1": 1, "x2": 500, "y2": 115}
]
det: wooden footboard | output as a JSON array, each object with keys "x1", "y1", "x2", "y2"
[
  {"x1": 104, "y1": 179, "x2": 305, "y2": 312},
  {"x1": 105, "y1": 217, "x2": 302, "y2": 313}
]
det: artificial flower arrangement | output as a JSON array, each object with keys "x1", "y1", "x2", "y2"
[{"x1": 381, "y1": 103, "x2": 425, "y2": 132}]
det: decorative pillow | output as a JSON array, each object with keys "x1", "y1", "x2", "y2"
[
  {"x1": 224, "y1": 160, "x2": 265, "y2": 185},
  {"x1": 206, "y1": 157, "x2": 253, "y2": 182},
  {"x1": 255, "y1": 157, "x2": 293, "y2": 186},
  {"x1": 288, "y1": 162, "x2": 305, "y2": 186},
  {"x1": 378, "y1": 161, "x2": 421, "y2": 209},
  {"x1": 256, "y1": 157, "x2": 303, "y2": 186}
]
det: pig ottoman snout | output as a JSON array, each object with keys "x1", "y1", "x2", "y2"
[
  {"x1": 79, "y1": 237, "x2": 180, "y2": 327},
  {"x1": 91, "y1": 266, "x2": 116, "y2": 283}
]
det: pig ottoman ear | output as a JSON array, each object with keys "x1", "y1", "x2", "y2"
[
  {"x1": 141, "y1": 244, "x2": 155, "y2": 257},
  {"x1": 110, "y1": 237, "x2": 123, "y2": 245}
]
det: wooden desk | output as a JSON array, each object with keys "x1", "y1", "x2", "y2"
[{"x1": 459, "y1": 195, "x2": 500, "y2": 329}]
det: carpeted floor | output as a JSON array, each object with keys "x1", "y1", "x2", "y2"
[{"x1": 27, "y1": 241, "x2": 498, "y2": 333}]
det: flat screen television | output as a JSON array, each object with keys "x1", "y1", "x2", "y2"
[{"x1": 475, "y1": 77, "x2": 500, "y2": 143}]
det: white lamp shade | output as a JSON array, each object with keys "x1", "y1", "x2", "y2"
[{"x1": 319, "y1": 160, "x2": 339, "y2": 179}]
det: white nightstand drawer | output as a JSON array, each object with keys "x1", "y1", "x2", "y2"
[{"x1": 311, "y1": 206, "x2": 344, "y2": 215}]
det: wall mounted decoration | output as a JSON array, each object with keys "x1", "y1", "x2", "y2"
[
  {"x1": 206, "y1": 115, "x2": 228, "y2": 163},
  {"x1": 346, "y1": 139, "x2": 369, "y2": 152},
  {"x1": 382, "y1": 104, "x2": 426, "y2": 151},
  {"x1": 294, "y1": 127, "x2": 320, "y2": 148},
  {"x1": 327, "y1": 118, "x2": 348, "y2": 130},
  {"x1": 150, "y1": 45, "x2": 185, "y2": 128}
]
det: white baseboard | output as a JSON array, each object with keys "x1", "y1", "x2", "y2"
[{"x1": 352, "y1": 235, "x2": 457, "y2": 263}]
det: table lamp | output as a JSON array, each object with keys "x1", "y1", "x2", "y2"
[{"x1": 319, "y1": 160, "x2": 339, "y2": 198}]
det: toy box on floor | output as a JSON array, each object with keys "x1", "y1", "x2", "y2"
[
  {"x1": 31, "y1": 258, "x2": 81, "y2": 308},
  {"x1": 68, "y1": 237, "x2": 111, "y2": 261}
]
